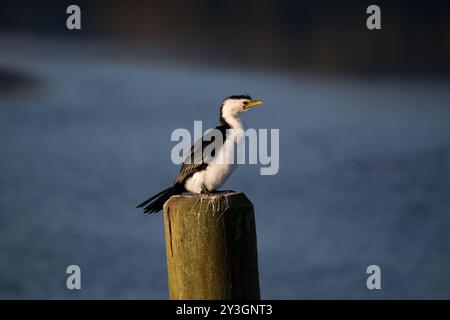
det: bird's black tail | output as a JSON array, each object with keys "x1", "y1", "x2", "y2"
[{"x1": 136, "y1": 186, "x2": 180, "y2": 214}]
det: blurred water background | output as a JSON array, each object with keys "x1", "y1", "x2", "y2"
[{"x1": 0, "y1": 0, "x2": 450, "y2": 299}]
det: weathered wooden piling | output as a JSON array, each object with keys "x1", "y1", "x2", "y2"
[{"x1": 163, "y1": 192, "x2": 260, "y2": 300}]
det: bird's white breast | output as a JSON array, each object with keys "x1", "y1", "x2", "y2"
[{"x1": 184, "y1": 117, "x2": 244, "y2": 193}]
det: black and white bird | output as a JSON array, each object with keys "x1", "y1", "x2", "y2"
[{"x1": 137, "y1": 95, "x2": 263, "y2": 213}]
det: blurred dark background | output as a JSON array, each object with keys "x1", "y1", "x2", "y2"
[
  {"x1": 1, "y1": 0, "x2": 450, "y2": 75},
  {"x1": 1, "y1": 1, "x2": 450, "y2": 299}
]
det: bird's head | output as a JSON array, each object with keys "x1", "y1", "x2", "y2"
[{"x1": 220, "y1": 95, "x2": 263, "y2": 120}]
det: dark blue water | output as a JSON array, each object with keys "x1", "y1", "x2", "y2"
[{"x1": 1, "y1": 37, "x2": 450, "y2": 299}]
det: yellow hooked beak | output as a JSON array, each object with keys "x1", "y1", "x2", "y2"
[{"x1": 243, "y1": 100, "x2": 263, "y2": 110}]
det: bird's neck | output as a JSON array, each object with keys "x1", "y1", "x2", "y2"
[{"x1": 220, "y1": 113, "x2": 244, "y2": 130}]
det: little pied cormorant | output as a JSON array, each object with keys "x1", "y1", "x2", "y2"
[{"x1": 137, "y1": 95, "x2": 263, "y2": 214}]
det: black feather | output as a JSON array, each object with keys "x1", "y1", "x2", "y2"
[
  {"x1": 224, "y1": 94, "x2": 252, "y2": 101},
  {"x1": 173, "y1": 125, "x2": 228, "y2": 185},
  {"x1": 137, "y1": 186, "x2": 181, "y2": 214}
]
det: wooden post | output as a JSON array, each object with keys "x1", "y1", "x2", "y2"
[{"x1": 163, "y1": 192, "x2": 260, "y2": 300}]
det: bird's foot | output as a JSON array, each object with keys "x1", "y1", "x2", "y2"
[
  {"x1": 201, "y1": 185, "x2": 215, "y2": 195},
  {"x1": 217, "y1": 190, "x2": 236, "y2": 194},
  {"x1": 201, "y1": 185, "x2": 236, "y2": 196}
]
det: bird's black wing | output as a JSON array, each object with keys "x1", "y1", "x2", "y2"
[{"x1": 173, "y1": 125, "x2": 227, "y2": 186}]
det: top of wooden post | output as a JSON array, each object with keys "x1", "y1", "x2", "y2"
[{"x1": 164, "y1": 191, "x2": 253, "y2": 212}]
